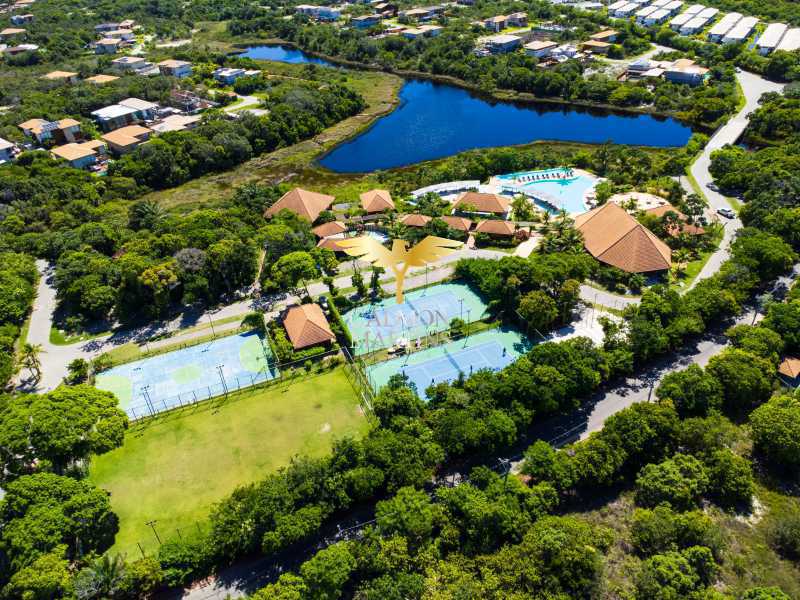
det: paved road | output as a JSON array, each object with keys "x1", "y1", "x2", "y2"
[
  {"x1": 688, "y1": 70, "x2": 784, "y2": 289},
  {"x1": 223, "y1": 95, "x2": 268, "y2": 116}
]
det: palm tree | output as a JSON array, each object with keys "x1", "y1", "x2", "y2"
[
  {"x1": 19, "y1": 343, "x2": 43, "y2": 383},
  {"x1": 129, "y1": 199, "x2": 166, "y2": 230},
  {"x1": 75, "y1": 554, "x2": 126, "y2": 599}
]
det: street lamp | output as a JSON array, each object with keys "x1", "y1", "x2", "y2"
[
  {"x1": 146, "y1": 520, "x2": 162, "y2": 545},
  {"x1": 216, "y1": 364, "x2": 228, "y2": 397}
]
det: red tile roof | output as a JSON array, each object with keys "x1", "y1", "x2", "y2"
[
  {"x1": 779, "y1": 356, "x2": 800, "y2": 379},
  {"x1": 265, "y1": 188, "x2": 335, "y2": 223},
  {"x1": 575, "y1": 202, "x2": 671, "y2": 273},
  {"x1": 475, "y1": 219, "x2": 516, "y2": 236},
  {"x1": 312, "y1": 221, "x2": 347, "y2": 238},
  {"x1": 454, "y1": 191, "x2": 510, "y2": 215},
  {"x1": 282, "y1": 304, "x2": 335, "y2": 350},
  {"x1": 360, "y1": 189, "x2": 395, "y2": 213},
  {"x1": 645, "y1": 204, "x2": 705, "y2": 236},
  {"x1": 400, "y1": 213, "x2": 431, "y2": 227},
  {"x1": 441, "y1": 215, "x2": 473, "y2": 231}
]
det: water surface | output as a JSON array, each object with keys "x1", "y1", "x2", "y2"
[
  {"x1": 240, "y1": 44, "x2": 336, "y2": 67},
  {"x1": 320, "y1": 80, "x2": 694, "y2": 172}
]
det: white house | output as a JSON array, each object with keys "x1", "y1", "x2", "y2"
[
  {"x1": 722, "y1": 15, "x2": 757, "y2": 44},
  {"x1": 707, "y1": 12, "x2": 742, "y2": 42},
  {"x1": 756, "y1": 22, "x2": 788, "y2": 54},
  {"x1": 524, "y1": 40, "x2": 558, "y2": 58}
]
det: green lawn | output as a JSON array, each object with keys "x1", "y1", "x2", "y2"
[{"x1": 89, "y1": 367, "x2": 369, "y2": 558}]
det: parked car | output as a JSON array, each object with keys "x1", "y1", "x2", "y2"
[
  {"x1": 707, "y1": 182, "x2": 719, "y2": 192},
  {"x1": 717, "y1": 207, "x2": 735, "y2": 219}
]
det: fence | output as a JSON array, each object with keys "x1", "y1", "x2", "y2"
[{"x1": 125, "y1": 347, "x2": 343, "y2": 423}]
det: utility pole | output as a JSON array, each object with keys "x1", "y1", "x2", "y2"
[
  {"x1": 141, "y1": 385, "x2": 154, "y2": 416},
  {"x1": 208, "y1": 314, "x2": 217, "y2": 337},
  {"x1": 146, "y1": 520, "x2": 161, "y2": 545},
  {"x1": 498, "y1": 458, "x2": 511, "y2": 491}
]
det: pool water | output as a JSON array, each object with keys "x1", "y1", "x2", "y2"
[{"x1": 498, "y1": 168, "x2": 597, "y2": 215}]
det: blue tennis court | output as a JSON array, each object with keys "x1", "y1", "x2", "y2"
[
  {"x1": 342, "y1": 282, "x2": 488, "y2": 355},
  {"x1": 366, "y1": 327, "x2": 530, "y2": 399},
  {"x1": 95, "y1": 331, "x2": 278, "y2": 419}
]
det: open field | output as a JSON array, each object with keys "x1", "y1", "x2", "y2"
[{"x1": 89, "y1": 367, "x2": 369, "y2": 558}]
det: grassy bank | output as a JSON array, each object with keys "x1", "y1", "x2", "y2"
[{"x1": 89, "y1": 367, "x2": 369, "y2": 558}]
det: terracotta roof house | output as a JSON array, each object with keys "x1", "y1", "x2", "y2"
[
  {"x1": 475, "y1": 220, "x2": 517, "y2": 236},
  {"x1": 42, "y1": 70, "x2": 79, "y2": 83},
  {"x1": 101, "y1": 124, "x2": 151, "y2": 154},
  {"x1": 360, "y1": 189, "x2": 395, "y2": 213},
  {"x1": 441, "y1": 215, "x2": 473, "y2": 232},
  {"x1": 85, "y1": 74, "x2": 120, "y2": 84},
  {"x1": 400, "y1": 213, "x2": 431, "y2": 227},
  {"x1": 574, "y1": 202, "x2": 671, "y2": 273},
  {"x1": 265, "y1": 188, "x2": 335, "y2": 223},
  {"x1": 282, "y1": 304, "x2": 335, "y2": 350},
  {"x1": 317, "y1": 237, "x2": 347, "y2": 252},
  {"x1": 312, "y1": 221, "x2": 348, "y2": 238},
  {"x1": 645, "y1": 204, "x2": 705, "y2": 237},
  {"x1": 50, "y1": 140, "x2": 106, "y2": 169},
  {"x1": 454, "y1": 192, "x2": 510, "y2": 216},
  {"x1": 779, "y1": 356, "x2": 800, "y2": 384}
]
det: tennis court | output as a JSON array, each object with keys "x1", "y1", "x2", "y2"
[
  {"x1": 342, "y1": 282, "x2": 488, "y2": 355},
  {"x1": 366, "y1": 327, "x2": 530, "y2": 399},
  {"x1": 95, "y1": 331, "x2": 278, "y2": 419}
]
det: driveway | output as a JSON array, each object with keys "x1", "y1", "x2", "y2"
[{"x1": 223, "y1": 95, "x2": 268, "y2": 117}]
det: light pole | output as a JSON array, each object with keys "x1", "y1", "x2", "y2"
[
  {"x1": 466, "y1": 309, "x2": 471, "y2": 337},
  {"x1": 141, "y1": 385, "x2": 154, "y2": 416},
  {"x1": 216, "y1": 364, "x2": 228, "y2": 397},
  {"x1": 208, "y1": 314, "x2": 216, "y2": 337},
  {"x1": 459, "y1": 298, "x2": 464, "y2": 320}
]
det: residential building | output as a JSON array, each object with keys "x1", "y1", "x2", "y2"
[
  {"x1": 111, "y1": 56, "x2": 154, "y2": 73},
  {"x1": 778, "y1": 357, "x2": 800, "y2": 387},
  {"x1": 157, "y1": 59, "x2": 193, "y2": 78},
  {"x1": 0, "y1": 27, "x2": 26, "y2": 40},
  {"x1": 3, "y1": 43, "x2": 38, "y2": 56},
  {"x1": 85, "y1": 74, "x2": 119, "y2": 84},
  {"x1": 18, "y1": 118, "x2": 81, "y2": 144},
  {"x1": 282, "y1": 304, "x2": 335, "y2": 351},
  {"x1": 581, "y1": 39, "x2": 612, "y2": 53},
  {"x1": 507, "y1": 12, "x2": 528, "y2": 27},
  {"x1": 484, "y1": 15, "x2": 507, "y2": 32},
  {"x1": 683, "y1": 4, "x2": 705, "y2": 15},
  {"x1": 351, "y1": 14, "x2": 382, "y2": 28},
  {"x1": 663, "y1": 0, "x2": 684, "y2": 16},
  {"x1": 635, "y1": 5, "x2": 658, "y2": 23},
  {"x1": 663, "y1": 57, "x2": 709, "y2": 85},
  {"x1": 50, "y1": 140, "x2": 106, "y2": 169},
  {"x1": 169, "y1": 90, "x2": 214, "y2": 113},
  {"x1": 607, "y1": 0, "x2": 629, "y2": 11},
  {"x1": 400, "y1": 213, "x2": 431, "y2": 227},
  {"x1": 454, "y1": 191, "x2": 510, "y2": 217},
  {"x1": 419, "y1": 24, "x2": 443, "y2": 36},
  {"x1": 474, "y1": 220, "x2": 517, "y2": 237},
  {"x1": 373, "y1": 2, "x2": 398, "y2": 16},
  {"x1": 524, "y1": 39, "x2": 558, "y2": 58},
  {"x1": 10, "y1": 14, "x2": 33, "y2": 24},
  {"x1": 101, "y1": 125, "x2": 151, "y2": 154},
  {"x1": 149, "y1": 114, "x2": 201, "y2": 134},
  {"x1": 613, "y1": 2, "x2": 639, "y2": 17},
  {"x1": 95, "y1": 38, "x2": 121, "y2": 54},
  {"x1": 401, "y1": 7, "x2": 435, "y2": 21},
  {"x1": 360, "y1": 189, "x2": 395, "y2": 213},
  {"x1": 106, "y1": 28, "x2": 135, "y2": 40},
  {"x1": 94, "y1": 22, "x2": 120, "y2": 33},
  {"x1": 119, "y1": 19, "x2": 136, "y2": 29},
  {"x1": 91, "y1": 98, "x2": 158, "y2": 131},
  {"x1": 644, "y1": 9, "x2": 671, "y2": 26},
  {"x1": 0, "y1": 138, "x2": 15, "y2": 163},
  {"x1": 312, "y1": 221, "x2": 348, "y2": 238},
  {"x1": 41, "y1": 70, "x2": 79, "y2": 83},
  {"x1": 722, "y1": 15, "x2": 758, "y2": 43},
  {"x1": 590, "y1": 29, "x2": 618, "y2": 43},
  {"x1": 697, "y1": 6, "x2": 719, "y2": 19},
  {"x1": 441, "y1": 215, "x2": 473, "y2": 232},
  {"x1": 484, "y1": 34, "x2": 522, "y2": 53},
  {"x1": 574, "y1": 202, "x2": 671, "y2": 273},
  {"x1": 776, "y1": 27, "x2": 800, "y2": 52},
  {"x1": 670, "y1": 12, "x2": 694, "y2": 30},
  {"x1": 212, "y1": 67, "x2": 260, "y2": 84},
  {"x1": 756, "y1": 22, "x2": 788, "y2": 54},
  {"x1": 295, "y1": 4, "x2": 341, "y2": 20},
  {"x1": 680, "y1": 16, "x2": 710, "y2": 35},
  {"x1": 265, "y1": 188, "x2": 335, "y2": 223},
  {"x1": 707, "y1": 12, "x2": 741, "y2": 42}
]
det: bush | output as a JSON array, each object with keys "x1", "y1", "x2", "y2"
[
  {"x1": 766, "y1": 502, "x2": 800, "y2": 561},
  {"x1": 706, "y1": 449, "x2": 754, "y2": 510},
  {"x1": 750, "y1": 395, "x2": 800, "y2": 471},
  {"x1": 158, "y1": 538, "x2": 210, "y2": 587},
  {"x1": 631, "y1": 505, "x2": 724, "y2": 559},
  {"x1": 635, "y1": 454, "x2": 709, "y2": 510}
]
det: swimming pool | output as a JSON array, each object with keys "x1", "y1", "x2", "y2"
[{"x1": 497, "y1": 168, "x2": 597, "y2": 215}]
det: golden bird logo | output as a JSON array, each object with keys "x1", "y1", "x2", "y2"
[{"x1": 335, "y1": 236, "x2": 463, "y2": 303}]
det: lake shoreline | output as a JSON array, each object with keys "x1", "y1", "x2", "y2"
[{"x1": 231, "y1": 40, "x2": 704, "y2": 131}]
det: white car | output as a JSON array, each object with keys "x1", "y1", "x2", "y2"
[{"x1": 717, "y1": 207, "x2": 735, "y2": 219}]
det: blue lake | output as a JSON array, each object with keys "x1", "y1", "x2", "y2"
[
  {"x1": 240, "y1": 44, "x2": 336, "y2": 67},
  {"x1": 239, "y1": 45, "x2": 694, "y2": 173}
]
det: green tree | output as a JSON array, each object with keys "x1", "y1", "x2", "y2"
[
  {"x1": 73, "y1": 554, "x2": 127, "y2": 599},
  {"x1": 656, "y1": 364, "x2": 723, "y2": 418},
  {"x1": 750, "y1": 395, "x2": 800, "y2": 471},
  {"x1": 376, "y1": 486, "x2": 435, "y2": 548},
  {"x1": 2, "y1": 547, "x2": 73, "y2": 600},
  {"x1": 635, "y1": 454, "x2": 709, "y2": 510},
  {"x1": 518, "y1": 290, "x2": 559, "y2": 334},
  {"x1": 273, "y1": 251, "x2": 317, "y2": 297},
  {"x1": 19, "y1": 342, "x2": 43, "y2": 383},
  {"x1": 706, "y1": 348, "x2": 775, "y2": 416},
  {"x1": 706, "y1": 448, "x2": 754, "y2": 510},
  {"x1": 299, "y1": 542, "x2": 356, "y2": 600}
]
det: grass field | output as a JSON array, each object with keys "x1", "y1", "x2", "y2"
[{"x1": 89, "y1": 367, "x2": 369, "y2": 558}]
